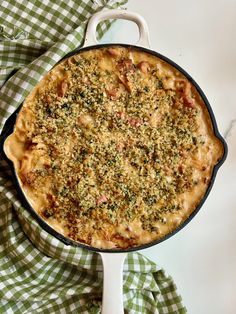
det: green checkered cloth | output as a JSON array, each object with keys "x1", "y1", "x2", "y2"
[{"x1": 0, "y1": 1, "x2": 187, "y2": 313}]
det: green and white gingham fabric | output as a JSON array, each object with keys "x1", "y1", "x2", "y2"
[{"x1": 0, "y1": 1, "x2": 187, "y2": 313}]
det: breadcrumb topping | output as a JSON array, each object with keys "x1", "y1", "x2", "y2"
[{"x1": 14, "y1": 47, "x2": 222, "y2": 249}]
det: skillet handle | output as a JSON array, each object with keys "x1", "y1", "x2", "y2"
[
  {"x1": 84, "y1": 9, "x2": 150, "y2": 48},
  {"x1": 100, "y1": 252, "x2": 127, "y2": 314}
]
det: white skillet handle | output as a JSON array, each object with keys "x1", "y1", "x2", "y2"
[
  {"x1": 100, "y1": 252, "x2": 127, "y2": 314},
  {"x1": 84, "y1": 9, "x2": 150, "y2": 48}
]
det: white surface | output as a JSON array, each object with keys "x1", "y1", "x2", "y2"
[{"x1": 101, "y1": 1, "x2": 236, "y2": 313}]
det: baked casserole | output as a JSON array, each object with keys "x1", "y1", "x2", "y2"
[{"x1": 4, "y1": 46, "x2": 224, "y2": 249}]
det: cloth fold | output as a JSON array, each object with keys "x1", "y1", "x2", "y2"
[{"x1": 0, "y1": 1, "x2": 187, "y2": 313}]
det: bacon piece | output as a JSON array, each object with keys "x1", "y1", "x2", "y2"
[
  {"x1": 183, "y1": 95, "x2": 195, "y2": 108},
  {"x1": 116, "y1": 111, "x2": 142, "y2": 127},
  {"x1": 107, "y1": 47, "x2": 120, "y2": 57},
  {"x1": 97, "y1": 195, "x2": 108, "y2": 205},
  {"x1": 116, "y1": 110, "x2": 143, "y2": 128},
  {"x1": 127, "y1": 117, "x2": 143, "y2": 127},
  {"x1": 118, "y1": 75, "x2": 132, "y2": 92},
  {"x1": 57, "y1": 80, "x2": 68, "y2": 97},
  {"x1": 117, "y1": 59, "x2": 134, "y2": 72},
  {"x1": 116, "y1": 59, "x2": 134, "y2": 92},
  {"x1": 176, "y1": 79, "x2": 195, "y2": 108},
  {"x1": 182, "y1": 81, "x2": 194, "y2": 107},
  {"x1": 106, "y1": 88, "x2": 118, "y2": 99},
  {"x1": 137, "y1": 61, "x2": 150, "y2": 74}
]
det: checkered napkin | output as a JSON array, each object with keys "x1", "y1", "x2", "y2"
[{"x1": 0, "y1": 1, "x2": 187, "y2": 313}]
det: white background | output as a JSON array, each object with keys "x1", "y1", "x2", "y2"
[{"x1": 102, "y1": 1, "x2": 236, "y2": 313}]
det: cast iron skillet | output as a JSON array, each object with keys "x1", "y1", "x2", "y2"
[{"x1": 0, "y1": 10, "x2": 228, "y2": 314}]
